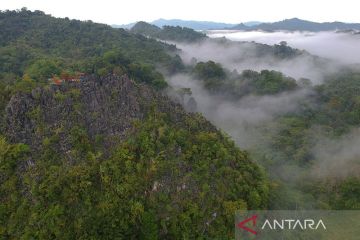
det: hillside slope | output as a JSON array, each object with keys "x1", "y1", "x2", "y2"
[
  {"x1": 131, "y1": 21, "x2": 206, "y2": 42},
  {"x1": 0, "y1": 8, "x2": 183, "y2": 91},
  {"x1": 0, "y1": 73, "x2": 269, "y2": 238}
]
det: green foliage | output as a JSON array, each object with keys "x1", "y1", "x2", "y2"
[
  {"x1": 25, "y1": 59, "x2": 62, "y2": 82},
  {"x1": 252, "y1": 70, "x2": 298, "y2": 95},
  {"x1": 269, "y1": 116, "x2": 312, "y2": 165},
  {"x1": 12, "y1": 74, "x2": 40, "y2": 93},
  {"x1": 166, "y1": 54, "x2": 185, "y2": 75},
  {"x1": 0, "y1": 136, "x2": 29, "y2": 177},
  {"x1": 301, "y1": 177, "x2": 360, "y2": 210},
  {"x1": 251, "y1": 70, "x2": 360, "y2": 210},
  {"x1": 0, "y1": 137, "x2": 30, "y2": 237},
  {"x1": 192, "y1": 61, "x2": 226, "y2": 91},
  {"x1": 3, "y1": 8, "x2": 359, "y2": 240},
  {"x1": 334, "y1": 178, "x2": 360, "y2": 209},
  {"x1": 131, "y1": 22, "x2": 206, "y2": 43},
  {"x1": 179, "y1": 62, "x2": 358, "y2": 211},
  {"x1": 314, "y1": 70, "x2": 360, "y2": 133},
  {"x1": 128, "y1": 63, "x2": 168, "y2": 89},
  {"x1": 191, "y1": 62, "x2": 298, "y2": 97},
  {"x1": 131, "y1": 21, "x2": 161, "y2": 36},
  {"x1": 193, "y1": 61, "x2": 226, "y2": 80},
  {"x1": 140, "y1": 211, "x2": 159, "y2": 240},
  {"x1": 0, "y1": 9, "x2": 180, "y2": 92},
  {"x1": 274, "y1": 41, "x2": 303, "y2": 58},
  {"x1": 0, "y1": 108, "x2": 269, "y2": 239},
  {"x1": 160, "y1": 26, "x2": 206, "y2": 42},
  {"x1": 0, "y1": 9, "x2": 184, "y2": 123}
]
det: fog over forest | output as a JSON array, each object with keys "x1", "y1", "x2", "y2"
[
  {"x1": 166, "y1": 30, "x2": 360, "y2": 195},
  {"x1": 207, "y1": 30, "x2": 360, "y2": 64}
]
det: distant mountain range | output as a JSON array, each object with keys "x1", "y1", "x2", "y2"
[
  {"x1": 231, "y1": 18, "x2": 360, "y2": 31},
  {"x1": 113, "y1": 19, "x2": 260, "y2": 30},
  {"x1": 114, "y1": 18, "x2": 360, "y2": 32},
  {"x1": 150, "y1": 19, "x2": 237, "y2": 30}
]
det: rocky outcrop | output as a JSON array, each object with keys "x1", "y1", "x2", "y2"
[{"x1": 4, "y1": 74, "x2": 212, "y2": 153}]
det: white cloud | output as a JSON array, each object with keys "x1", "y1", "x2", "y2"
[
  {"x1": 208, "y1": 31, "x2": 360, "y2": 64},
  {"x1": 167, "y1": 74, "x2": 311, "y2": 149},
  {"x1": 174, "y1": 39, "x2": 337, "y2": 83},
  {"x1": 312, "y1": 128, "x2": 360, "y2": 179}
]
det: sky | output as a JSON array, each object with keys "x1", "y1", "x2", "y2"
[{"x1": 1, "y1": 0, "x2": 360, "y2": 25}]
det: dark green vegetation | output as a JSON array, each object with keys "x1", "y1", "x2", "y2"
[
  {"x1": 0, "y1": 9, "x2": 268, "y2": 239},
  {"x1": 219, "y1": 36, "x2": 323, "y2": 61},
  {"x1": 0, "y1": 8, "x2": 187, "y2": 123},
  {"x1": 189, "y1": 60, "x2": 360, "y2": 210},
  {"x1": 260, "y1": 70, "x2": 360, "y2": 209},
  {"x1": 131, "y1": 21, "x2": 206, "y2": 42},
  {"x1": 0, "y1": 8, "x2": 184, "y2": 95},
  {"x1": 192, "y1": 61, "x2": 298, "y2": 96},
  {"x1": 1, "y1": 8, "x2": 359, "y2": 239},
  {"x1": 118, "y1": 16, "x2": 360, "y2": 212},
  {"x1": 0, "y1": 75, "x2": 268, "y2": 239}
]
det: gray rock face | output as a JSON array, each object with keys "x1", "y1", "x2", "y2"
[{"x1": 4, "y1": 74, "x2": 195, "y2": 152}]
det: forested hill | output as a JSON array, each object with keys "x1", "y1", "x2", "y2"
[
  {"x1": 131, "y1": 21, "x2": 206, "y2": 42},
  {"x1": 0, "y1": 9, "x2": 269, "y2": 238},
  {"x1": 0, "y1": 9, "x2": 174, "y2": 64},
  {"x1": 0, "y1": 8, "x2": 184, "y2": 88},
  {"x1": 0, "y1": 8, "x2": 186, "y2": 120},
  {"x1": 1, "y1": 74, "x2": 269, "y2": 239},
  {"x1": 171, "y1": 60, "x2": 360, "y2": 210}
]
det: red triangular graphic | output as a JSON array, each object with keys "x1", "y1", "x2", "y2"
[{"x1": 237, "y1": 215, "x2": 257, "y2": 235}]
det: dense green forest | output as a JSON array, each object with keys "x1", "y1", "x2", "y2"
[
  {"x1": 131, "y1": 21, "x2": 206, "y2": 42},
  {"x1": 0, "y1": 8, "x2": 359, "y2": 239},
  {"x1": 191, "y1": 61, "x2": 298, "y2": 96},
  {"x1": 0, "y1": 9, "x2": 268, "y2": 239},
  {"x1": 0, "y1": 8, "x2": 187, "y2": 123},
  {"x1": 0, "y1": 75, "x2": 268, "y2": 239},
  {"x1": 172, "y1": 58, "x2": 360, "y2": 210},
  {"x1": 250, "y1": 69, "x2": 360, "y2": 209},
  {"x1": 0, "y1": 8, "x2": 185, "y2": 93}
]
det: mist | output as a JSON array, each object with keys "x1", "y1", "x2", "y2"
[
  {"x1": 312, "y1": 128, "x2": 360, "y2": 179},
  {"x1": 207, "y1": 30, "x2": 360, "y2": 65},
  {"x1": 164, "y1": 32, "x2": 360, "y2": 206},
  {"x1": 166, "y1": 72, "x2": 359, "y2": 188},
  {"x1": 174, "y1": 39, "x2": 338, "y2": 83},
  {"x1": 167, "y1": 74, "x2": 311, "y2": 149}
]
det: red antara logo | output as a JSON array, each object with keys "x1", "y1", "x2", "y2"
[{"x1": 237, "y1": 215, "x2": 258, "y2": 235}]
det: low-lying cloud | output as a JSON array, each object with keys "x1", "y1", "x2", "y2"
[
  {"x1": 167, "y1": 74, "x2": 311, "y2": 149},
  {"x1": 174, "y1": 38, "x2": 338, "y2": 83},
  {"x1": 207, "y1": 30, "x2": 360, "y2": 65},
  {"x1": 312, "y1": 128, "x2": 360, "y2": 179},
  {"x1": 166, "y1": 31, "x2": 360, "y2": 183}
]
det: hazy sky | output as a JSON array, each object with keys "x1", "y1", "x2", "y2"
[{"x1": 1, "y1": 0, "x2": 360, "y2": 25}]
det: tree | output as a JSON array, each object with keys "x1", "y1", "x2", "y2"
[
  {"x1": 25, "y1": 59, "x2": 62, "y2": 82},
  {"x1": 140, "y1": 211, "x2": 159, "y2": 240}
]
